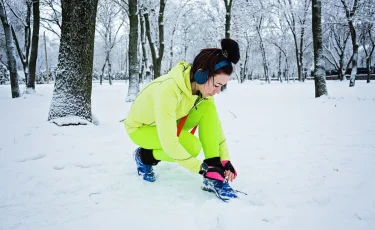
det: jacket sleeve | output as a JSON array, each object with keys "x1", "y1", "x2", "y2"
[
  {"x1": 153, "y1": 81, "x2": 202, "y2": 173},
  {"x1": 218, "y1": 121, "x2": 230, "y2": 161},
  {"x1": 208, "y1": 97, "x2": 230, "y2": 161}
]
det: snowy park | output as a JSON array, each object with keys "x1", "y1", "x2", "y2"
[
  {"x1": 1, "y1": 0, "x2": 375, "y2": 229},
  {"x1": 1, "y1": 80, "x2": 375, "y2": 230}
]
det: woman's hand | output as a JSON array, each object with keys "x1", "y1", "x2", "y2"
[{"x1": 224, "y1": 170, "x2": 236, "y2": 182}]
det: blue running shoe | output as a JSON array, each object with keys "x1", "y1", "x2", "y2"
[
  {"x1": 134, "y1": 147, "x2": 156, "y2": 182},
  {"x1": 201, "y1": 178, "x2": 238, "y2": 201}
]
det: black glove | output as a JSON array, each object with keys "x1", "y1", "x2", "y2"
[
  {"x1": 203, "y1": 157, "x2": 224, "y2": 168},
  {"x1": 199, "y1": 157, "x2": 226, "y2": 182},
  {"x1": 222, "y1": 160, "x2": 237, "y2": 176}
]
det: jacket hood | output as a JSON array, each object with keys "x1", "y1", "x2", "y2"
[{"x1": 168, "y1": 61, "x2": 194, "y2": 97}]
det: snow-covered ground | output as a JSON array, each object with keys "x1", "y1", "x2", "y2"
[{"x1": 0, "y1": 80, "x2": 374, "y2": 230}]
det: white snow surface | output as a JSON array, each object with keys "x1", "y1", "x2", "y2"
[{"x1": 0, "y1": 81, "x2": 374, "y2": 230}]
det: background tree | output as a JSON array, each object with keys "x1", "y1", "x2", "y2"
[
  {"x1": 278, "y1": 0, "x2": 311, "y2": 82},
  {"x1": 6, "y1": 0, "x2": 40, "y2": 93},
  {"x1": 143, "y1": 0, "x2": 165, "y2": 79},
  {"x1": 0, "y1": 0, "x2": 20, "y2": 98},
  {"x1": 28, "y1": 0, "x2": 40, "y2": 92},
  {"x1": 96, "y1": 0, "x2": 123, "y2": 85},
  {"x1": 48, "y1": 0, "x2": 99, "y2": 124},
  {"x1": 341, "y1": 0, "x2": 359, "y2": 87},
  {"x1": 221, "y1": 0, "x2": 233, "y2": 91},
  {"x1": 312, "y1": 0, "x2": 327, "y2": 97},
  {"x1": 125, "y1": 0, "x2": 139, "y2": 102},
  {"x1": 40, "y1": 0, "x2": 61, "y2": 38}
]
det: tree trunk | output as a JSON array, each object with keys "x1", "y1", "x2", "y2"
[
  {"x1": 338, "y1": 57, "x2": 344, "y2": 81},
  {"x1": 125, "y1": 0, "x2": 139, "y2": 102},
  {"x1": 108, "y1": 61, "x2": 112, "y2": 85},
  {"x1": 44, "y1": 31, "x2": 50, "y2": 84},
  {"x1": 256, "y1": 17, "x2": 269, "y2": 83},
  {"x1": 312, "y1": 0, "x2": 328, "y2": 97},
  {"x1": 224, "y1": 0, "x2": 232, "y2": 39},
  {"x1": 221, "y1": 0, "x2": 233, "y2": 92},
  {"x1": 143, "y1": 0, "x2": 165, "y2": 79},
  {"x1": 27, "y1": 0, "x2": 40, "y2": 93},
  {"x1": 0, "y1": 1, "x2": 20, "y2": 98},
  {"x1": 100, "y1": 59, "x2": 106, "y2": 85},
  {"x1": 291, "y1": 32, "x2": 302, "y2": 81},
  {"x1": 143, "y1": 12, "x2": 156, "y2": 79},
  {"x1": 365, "y1": 29, "x2": 374, "y2": 83},
  {"x1": 242, "y1": 40, "x2": 250, "y2": 82},
  {"x1": 366, "y1": 58, "x2": 371, "y2": 83},
  {"x1": 156, "y1": 0, "x2": 165, "y2": 76},
  {"x1": 349, "y1": 44, "x2": 359, "y2": 87},
  {"x1": 139, "y1": 9, "x2": 148, "y2": 83},
  {"x1": 299, "y1": 26, "x2": 305, "y2": 82},
  {"x1": 48, "y1": 0, "x2": 99, "y2": 124},
  {"x1": 341, "y1": 0, "x2": 359, "y2": 87}
]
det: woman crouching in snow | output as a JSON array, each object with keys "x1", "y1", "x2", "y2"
[{"x1": 123, "y1": 38, "x2": 240, "y2": 200}]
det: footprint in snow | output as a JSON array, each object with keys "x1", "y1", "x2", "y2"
[
  {"x1": 53, "y1": 166, "x2": 65, "y2": 170},
  {"x1": 75, "y1": 164, "x2": 91, "y2": 169},
  {"x1": 75, "y1": 163, "x2": 101, "y2": 169},
  {"x1": 18, "y1": 154, "x2": 46, "y2": 162}
]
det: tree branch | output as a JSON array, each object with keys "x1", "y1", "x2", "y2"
[
  {"x1": 5, "y1": 1, "x2": 25, "y2": 26},
  {"x1": 11, "y1": 25, "x2": 26, "y2": 65}
]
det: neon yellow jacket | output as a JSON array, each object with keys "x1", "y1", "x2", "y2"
[{"x1": 124, "y1": 61, "x2": 229, "y2": 173}]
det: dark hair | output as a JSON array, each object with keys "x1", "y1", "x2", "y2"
[{"x1": 191, "y1": 38, "x2": 240, "y2": 82}]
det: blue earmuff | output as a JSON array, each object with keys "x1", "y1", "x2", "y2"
[{"x1": 193, "y1": 60, "x2": 231, "y2": 84}]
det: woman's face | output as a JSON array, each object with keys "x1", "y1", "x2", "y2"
[{"x1": 199, "y1": 72, "x2": 230, "y2": 97}]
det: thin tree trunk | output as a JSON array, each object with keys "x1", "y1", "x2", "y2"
[
  {"x1": 278, "y1": 50, "x2": 282, "y2": 82},
  {"x1": 365, "y1": 29, "x2": 374, "y2": 83},
  {"x1": 100, "y1": 60, "x2": 106, "y2": 85},
  {"x1": 139, "y1": 9, "x2": 148, "y2": 83},
  {"x1": 48, "y1": 0, "x2": 99, "y2": 124},
  {"x1": 0, "y1": 0, "x2": 20, "y2": 98},
  {"x1": 312, "y1": 0, "x2": 328, "y2": 97},
  {"x1": 27, "y1": 0, "x2": 40, "y2": 93},
  {"x1": 256, "y1": 16, "x2": 269, "y2": 83},
  {"x1": 108, "y1": 61, "x2": 112, "y2": 85},
  {"x1": 341, "y1": 0, "x2": 359, "y2": 87},
  {"x1": 242, "y1": 40, "x2": 250, "y2": 82},
  {"x1": 126, "y1": 0, "x2": 139, "y2": 102},
  {"x1": 156, "y1": 0, "x2": 165, "y2": 76},
  {"x1": 221, "y1": 0, "x2": 233, "y2": 91},
  {"x1": 366, "y1": 58, "x2": 371, "y2": 83},
  {"x1": 224, "y1": 0, "x2": 232, "y2": 39},
  {"x1": 44, "y1": 31, "x2": 50, "y2": 84},
  {"x1": 169, "y1": 26, "x2": 176, "y2": 70},
  {"x1": 143, "y1": 0, "x2": 165, "y2": 79},
  {"x1": 299, "y1": 26, "x2": 305, "y2": 82},
  {"x1": 143, "y1": 12, "x2": 156, "y2": 78}
]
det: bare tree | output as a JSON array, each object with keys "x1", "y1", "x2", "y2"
[
  {"x1": 28, "y1": 0, "x2": 40, "y2": 92},
  {"x1": 341, "y1": 0, "x2": 359, "y2": 87},
  {"x1": 143, "y1": 0, "x2": 165, "y2": 79},
  {"x1": 0, "y1": 0, "x2": 20, "y2": 98},
  {"x1": 40, "y1": 0, "x2": 61, "y2": 38},
  {"x1": 312, "y1": 0, "x2": 327, "y2": 97},
  {"x1": 139, "y1": 7, "x2": 147, "y2": 82},
  {"x1": 323, "y1": 24, "x2": 350, "y2": 81},
  {"x1": 255, "y1": 1, "x2": 269, "y2": 83},
  {"x1": 96, "y1": 0, "x2": 124, "y2": 85},
  {"x1": 278, "y1": 0, "x2": 311, "y2": 82},
  {"x1": 48, "y1": 0, "x2": 99, "y2": 125},
  {"x1": 125, "y1": 0, "x2": 139, "y2": 102},
  {"x1": 6, "y1": 0, "x2": 39, "y2": 93},
  {"x1": 359, "y1": 22, "x2": 374, "y2": 83},
  {"x1": 221, "y1": 0, "x2": 233, "y2": 91}
]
